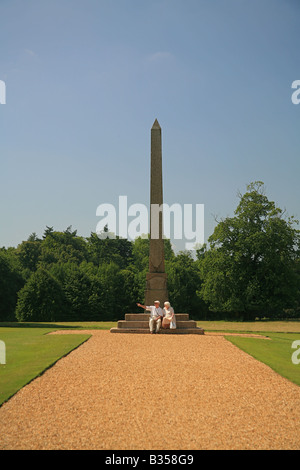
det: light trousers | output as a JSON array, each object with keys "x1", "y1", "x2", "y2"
[{"x1": 149, "y1": 317, "x2": 161, "y2": 333}]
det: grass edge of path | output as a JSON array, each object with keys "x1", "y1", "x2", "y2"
[
  {"x1": 0, "y1": 331, "x2": 91, "y2": 407},
  {"x1": 225, "y1": 333, "x2": 300, "y2": 387}
]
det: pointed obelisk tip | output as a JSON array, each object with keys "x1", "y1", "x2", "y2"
[{"x1": 152, "y1": 118, "x2": 161, "y2": 130}]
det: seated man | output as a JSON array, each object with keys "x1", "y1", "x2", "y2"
[{"x1": 137, "y1": 301, "x2": 163, "y2": 334}]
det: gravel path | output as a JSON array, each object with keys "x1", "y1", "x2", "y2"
[{"x1": 0, "y1": 330, "x2": 299, "y2": 450}]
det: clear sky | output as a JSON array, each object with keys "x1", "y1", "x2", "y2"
[{"x1": 1, "y1": 0, "x2": 299, "y2": 251}]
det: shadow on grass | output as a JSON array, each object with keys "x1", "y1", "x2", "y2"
[{"x1": 0, "y1": 322, "x2": 82, "y2": 329}]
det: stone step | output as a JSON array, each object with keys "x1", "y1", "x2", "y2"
[
  {"x1": 110, "y1": 327, "x2": 205, "y2": 335},
  {"x1": 117, "y1": 320, "x2": 198, "y2": 329},
  {"x1": 110, "y1": 312, "x2": 205, "y2": 335},
  {"x1": 125, "y1": 313, "x2": 190, "y2": 322}
]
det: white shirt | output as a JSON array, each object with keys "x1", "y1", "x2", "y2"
[{"x1": 146, "y1": 306, "x2": 163, "y2": 319}]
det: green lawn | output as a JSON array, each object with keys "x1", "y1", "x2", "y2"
[
  {"x1": 0, "y1": 327, "x2": 90, "y2": 405},
  {"x1": 0, "y1": 321, "x2": 300, "y2": 407},
  {"x1": 196, "y1": 320, "x2": 300, "y2": 333},
  {"x1": 226, "y1": 333, "x2": 300, "y2": 387},
  {"x1": 196, "y1": 321, "x2": 300, "y2": 387},
  {"x1": 0, "y1": 321, "x2": 117, "y2": 330}
]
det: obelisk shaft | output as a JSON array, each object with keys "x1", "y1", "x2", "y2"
[
  {"x1": 145, "y1": 119, "x2": 168, "y2": 307},
  {"x1": 149, "y1": 119, "x2": 165, "y2": 272},
  {"x1": 150, "y1": 119, "x2": 163, "y2": 237}
]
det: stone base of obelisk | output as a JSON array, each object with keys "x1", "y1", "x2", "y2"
[
  {"x1": 110, "y1": 313, "x2": 205, "y2": 334},
  {"x1": 144, "y1": 272, "x2": 168, "y2": 307}
]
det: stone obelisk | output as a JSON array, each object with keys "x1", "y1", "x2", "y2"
[
  {"x1": 109, "y1": 119, "x2": 204, "y2": 334},
  {"x1": 144, "y1": 119, "x2": 168, "y2": 307}
]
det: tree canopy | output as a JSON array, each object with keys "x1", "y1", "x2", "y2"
[
  {"x1": 0, "y1": 182, "x2": 299, "y2": 322},
  {"x1": 198, "y1": 182, "x2": 300, "y2": 319}
]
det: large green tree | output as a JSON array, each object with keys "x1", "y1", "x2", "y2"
[{"x1": 199, "y1": 182, "x2": 300, "y2": 320}]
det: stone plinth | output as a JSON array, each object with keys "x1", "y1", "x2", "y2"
[{"x1": 110, "y1": 313, "x2": 205, "y2": 334}]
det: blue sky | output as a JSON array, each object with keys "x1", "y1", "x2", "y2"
[{"x1": 1, "y1": 0, "x2": 299, "y2": 251}]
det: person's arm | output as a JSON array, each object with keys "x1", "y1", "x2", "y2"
[
  {"x1": 137, "y1": 303, "x2": 152, "y2": 311},
  {"x1": 137, "y1": 303, "x2": 147, "y2": 309}
]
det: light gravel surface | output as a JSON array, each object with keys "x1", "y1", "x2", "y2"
[{"x1": 0, "y1": 330, "x2": 299, "y2": 450}]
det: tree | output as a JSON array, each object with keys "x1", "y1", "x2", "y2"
[
  {"x1": 96, "y1": 262, "x2": 136, "y2": 320},
  {"x1": 199, "y1": 182, "x2": 300, "y2": 320},
  {"x1": 86, "y1": 231, "x2": 133, "y2": 269},
  {"x1": 40, "y1": 228, "x2": 88, "y2": 266},
  {"x1": 16, "y1": 268, "x2": 65, "y2": 322},
  {"x1": 16, "y1": 240, "x2": 42, "y2": 274},
  {"x1": 0, "y1": 250, "x2": 24, "y2": 321},
  {"x1": 59, "y1": 262, "x2": 93, "y2": 321},
  {"x1": 27, "y1": 232, "x2": 41, "y2": 242},
  {"x1": 166, "y1": 251, "x2": 206, "y2": 319},
  {"x1": 43, "y1": 226, "x2": 54, "y2": 238},
  {"x1": 131, "y1": 236, "x2": 149, "y2": 271}
]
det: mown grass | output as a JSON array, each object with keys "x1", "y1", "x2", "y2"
[
  {"x1": 226, "y1": 333, "x2": 300, "y2": 387},
  {"x1": 197, "y1": 320, "x2": 300, "y2": 333},
  {"x1": 195, "y1": 321, "x2": 300, "y2": 387},
  {"x1": 0, "y1": 321, "x2": 117, "y2": 330},
  {"x1": 0, "y1": 327, "x2": 90, "y2": 406}
]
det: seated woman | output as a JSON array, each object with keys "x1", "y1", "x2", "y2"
[{"x1": 162, "y1": 301, "x2": 176, "y2": 329}]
